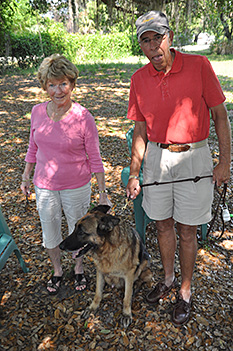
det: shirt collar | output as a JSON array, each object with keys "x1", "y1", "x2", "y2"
[{"x1": 148, "y1": 49, "x2": 183, "y2": 76}]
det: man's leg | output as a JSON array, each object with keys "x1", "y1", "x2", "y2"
[
  {"x1": 171, "y1": 223, "x2": 197, "y2": 326},
  {"x1": 177, "y1": 223, "x2": 197, "y2": 302},
  {"x1": 156, "y1": 217, "x2": 177, "y2": 286},
  {"x1": 146, "y1": 217, "x2": 177, "y2": 303}
]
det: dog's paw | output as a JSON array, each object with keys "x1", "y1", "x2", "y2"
[{"x1": 121, "y1": 314, "x2": 132, "y2": 328}]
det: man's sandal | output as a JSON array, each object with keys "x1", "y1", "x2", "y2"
[
  {"x1": 74, "y1": 273, "x2": 87, "y2": 291},
  {"x1": 47, "y1": 275, "x2": 63, "y2": 295}
]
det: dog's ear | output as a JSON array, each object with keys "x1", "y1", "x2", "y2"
[
  {"x1": 97, "y1": 215, "x2": 120, "y2": 235},
  {"x1": 90, "y1": 205, "x2": 111, "y2": 214}
]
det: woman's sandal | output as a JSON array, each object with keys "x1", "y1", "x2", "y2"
[
  {"x1": 74, "y1": 273, "x2": 87, "y2": 291},
  {"x1": 47, "y1": 275, "x2": 63, "y2": 295}
]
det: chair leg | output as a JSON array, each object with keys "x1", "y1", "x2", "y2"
[
  {"x1": 14, "y1": 249, "x2": 29, "y2": 273},
  {"x1": 201, "y1": 224, "x2": 207, "y2": 241},
  {"x1": 133, "y1": 193, "x2": 146, "y2": 243}
]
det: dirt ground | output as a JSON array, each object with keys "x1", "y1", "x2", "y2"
[{"x1": 0, "y1": 72, "x2": 232, "y2": 351}]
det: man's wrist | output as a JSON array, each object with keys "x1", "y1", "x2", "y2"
[{"x1": 129, "y1": 175, "x2": 139, "y2": 180}]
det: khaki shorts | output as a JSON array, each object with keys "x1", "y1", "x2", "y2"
[
  {"x1": 142, "y1": 142, "x2": 214, "y2": 225},
  {"x1": 35, "y1": 183, "x2": 91, "y2": 249}
]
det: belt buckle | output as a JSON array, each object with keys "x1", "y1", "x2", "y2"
[
  {"x1": 167, "y1": 145, "x2": 172, "y2": 152},
  {"x1": 168, "y1": 144, "x2": 190, "y2": 152}
]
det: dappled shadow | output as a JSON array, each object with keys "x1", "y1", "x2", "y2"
[
  {"x1": 0, "y1": 67, "x2": 232, "y2": 350},
  {"x1": 217, "y1": 75, "x2": 233, "y2": 99}
]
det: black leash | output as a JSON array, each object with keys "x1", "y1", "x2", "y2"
[
  {"x1": 140, "y1": 175, "x2": 229, "y2": 241},
  {"x1": 140, "y1": 174, "x2": 213, "y2": 188},
  {"x1": 206, "y1": 183, "x2": 229, "y2": 241},
  {"x1": 25, "y1": 193, "x2": 30, "y2": 210}
]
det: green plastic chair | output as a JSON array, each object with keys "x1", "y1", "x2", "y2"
[
  {"x1": 0, "y1": 207, "x2": 29, "y2": 273},
  {"x1": 121, "y1": 127, "x2": 208, "y2": 243}
]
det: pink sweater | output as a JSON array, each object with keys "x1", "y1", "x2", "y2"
[{"x1": 25, "y1": 101, "x2": 104, "y2": 190}]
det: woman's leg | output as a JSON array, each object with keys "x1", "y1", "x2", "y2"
[
  {"x1": 61, "y1": 184, "x2": 91, "y2": 291},
  {"x1": 35, "y1": 186, "x2": 63, "y2": 293}
]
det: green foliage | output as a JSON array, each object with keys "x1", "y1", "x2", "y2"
[
  {"x1": 1, "y1": 0, "x2": 233, "y2": 71},
  {"x1": 10, "y1": 33, "x2": 42, "y2": 68},
  {"x1": 0, "y1": 0, "x2": 17, "y2": 31},
  {"x1": 66, "y1": 31, "x2": 132, "y2": 63},
  {"x1": 11, "y1": 0, "x2": 37, "y2": 34},
  {"x1": 2, "y1": 28, "x2": 134, "y2": 69},
  {"x1": 131, "y1": 33, "x2": 142, "y2": 56},
  {"x1": 46, "y1": 22, "x2": 69, "y2": 55},
  {"x1": 0, "y1": 0, "x2": 17, "y2": 55},
  {"x1": 9, "y1": 32, "x2": 52, "y2": 68},
  {"x1": 72, "y1": 32, "x2": 131, "y2": 62},
  {"x1": 173, "y1": 33, "x2": 193, "y2": 47},
  {"x1": 211, "y1": 40, "x2": 233, "y2": 55}
]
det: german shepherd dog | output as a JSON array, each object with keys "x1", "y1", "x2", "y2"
[{"x1": 59, "y1": 205, "x2": 152, "y2": 327}]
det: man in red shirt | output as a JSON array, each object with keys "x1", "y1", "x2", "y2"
[{"x1": 126, "y1": 11, "x2": 231, "y2": 326}]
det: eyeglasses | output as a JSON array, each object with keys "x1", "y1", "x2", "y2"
[{"x1": 140, "y1": 34, "x2": 166, "y2": 47}]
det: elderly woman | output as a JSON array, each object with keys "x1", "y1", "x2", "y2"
[{"x1": 20, "y1": 54, "x2": 111, "y2": 295}]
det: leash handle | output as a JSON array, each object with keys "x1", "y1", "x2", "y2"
[
  {"x1": 122, "y1": 197, "x2": 131, "y2": 211},
  {"x1": 25, "y1": 192, "x2": 30, "y2": 211},
  {"x1": 206, "y1": 183, "x2": 228, "y2": 241}
]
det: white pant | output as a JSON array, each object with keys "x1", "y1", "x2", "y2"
[
  {"x1": 35, "y1": 183, "x2": 91, "y2": 249},
  {"x1": 142, "y1": 142, "x2": 214, "y2": 225}
]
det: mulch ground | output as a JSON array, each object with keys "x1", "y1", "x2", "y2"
[{"x1": 0, "y1": 72, "x2": 232, "y2": 351}]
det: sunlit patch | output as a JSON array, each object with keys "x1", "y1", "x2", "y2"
[
  {"x1": 14, "y1": 137, "x2": 23, "y2": 144},
  {"x1": 8, "y1": 215, "x2": 21, "y2": 223},
  {"x1": 24, "y1": 113, "x2": 31, "y2": 120},
  {"x1": 1, "y1": 291, "x2": 12, "y2": 306},
  {"x1": 38, "y1": 336, "x2": 55, "y2": 350},
  {"x1": 84, "y1": 314, "x2": 102, "y2": 333},
  {"x1": 219, "y1": 239, "x2": 233, "y2": 251},
  {"x1": 27, "y1": 87, "x2": 42, "y2": 94}
]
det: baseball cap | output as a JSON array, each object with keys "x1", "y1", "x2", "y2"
[{"x1": 136, "y1": 11, "x2": 170, "y2": 40}]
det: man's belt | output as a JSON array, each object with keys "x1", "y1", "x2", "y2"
[{"x1": 156, "y1": 139, "x2": 208, "y2": 152}]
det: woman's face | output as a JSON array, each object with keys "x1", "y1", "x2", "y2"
[{"x1": 46, "y1": 76, "x2": 74, "y2": 108}]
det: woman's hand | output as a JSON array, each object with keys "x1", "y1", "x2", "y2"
[
  {"x1": 20, "y1": 179, "x2": 31, "y2": 196},
  {"x1": 20, "y1": 163, "x2": 34, "y2": 195}
]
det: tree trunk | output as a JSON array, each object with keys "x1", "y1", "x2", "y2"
[
  {"x1": 96, "y1": 0, "x2": 99, "y2": 30},
  {"x1": 220, "y1": 12, "x2": 232, "y2": 42},
  {"x1": 131, "y1": 0, "x2": 134, "y2": 46},
  {"x1": 36, "y1": 13, "x2": 44, "y2": 58},
  {"x1": 172, "y1": 0, "x2": 181, "y2": 47},
  {"x1": 4, "y1": 32, "x2": 10, "y2": 58},
  {"x1": 68, "y1": 0, "x2": 74, "y2": 33},
  {"x1": 74, "y1": 0, "x2": 79, "y2": 33}
]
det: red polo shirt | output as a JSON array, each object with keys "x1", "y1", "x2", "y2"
[{"x1": 127, "y1": 49, "x2": 225, "y2": 143}]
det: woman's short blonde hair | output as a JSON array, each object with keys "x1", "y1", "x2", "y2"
[{"x1": 37, "y1": 54, "x2": 79, "y2": 90}]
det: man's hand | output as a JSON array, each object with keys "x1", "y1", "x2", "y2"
[
  {"x1": 126, "y1": 121, "x2": 147, "y2": 200},
  {"x1": 126, "y1": 178, "x2": 141, "y2": 200},
  {"x1": 213, "y1": 162, "x2": 231, "y2": 187}
]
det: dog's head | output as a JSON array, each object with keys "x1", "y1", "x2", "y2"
[{"x1": 59, "y1": 205, "x2": 120, "y2": 257}]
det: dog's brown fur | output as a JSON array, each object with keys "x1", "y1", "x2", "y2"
[{"x1": 59, "y1": 205, "x2": 152, "y2": 327}]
